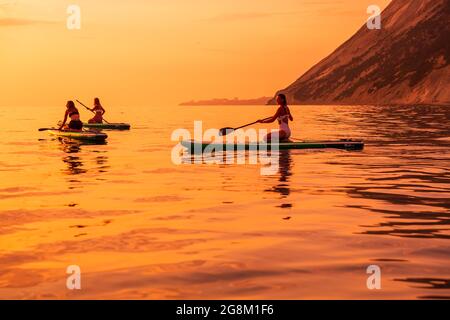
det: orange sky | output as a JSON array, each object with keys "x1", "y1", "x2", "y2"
[{"x1": 0, "y1": 0, "x2": 391, "y2": 107}]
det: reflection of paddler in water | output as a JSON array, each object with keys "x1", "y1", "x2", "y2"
[
  {"x1": 57, "y1": 139, "x2": 109, "y2": 175},
  {"x1": 59, "y1": 144, "x2": 86, "y2": 175},
  {"x1": 269, "y1": 150, "x2": 293, "y2": 198},
  {"x1": 278, "y1": 150, "x2": 293, "y2": 184},
  {"x1": 56, "y1": 139, "x2": 86, "y2": 175},
  {"x1": 58, "y1": 138, "x2": 82, "y2": 153}
]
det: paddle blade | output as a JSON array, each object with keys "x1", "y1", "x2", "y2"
[
  {"x1": 219, "y1": 127, "x2": 234, "y2": 136},
  {"x1": 38, "y1": 128, "x2": 55, "y2": 132}
]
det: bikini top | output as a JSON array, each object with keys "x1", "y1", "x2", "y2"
[
  {"x1": 277, "y1": 107, "x2": 290, "y2": 124},
  {"x1": 68, "y1": 109, "x2": 79, "y2": 117},
  {"x1": 93, "y1": 105, "x2": 103, "y2": 114}
]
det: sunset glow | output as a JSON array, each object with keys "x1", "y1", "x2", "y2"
[{"x1": 1, "y1": 0, "x2": 390, "y2": 107}]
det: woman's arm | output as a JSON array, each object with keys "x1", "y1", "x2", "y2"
[
  {"x1": 259, "y1": 108, "x2": 281, "y2": 123},
  {"x1": 58, "y1": 110, "x2": 68, "y2": 130},
  {"x1": 288, "y1": 108, "x2": 294, "y2": 121},
  {"x1": 101, "y1": 106, "x2": 106, "y2": 115}
]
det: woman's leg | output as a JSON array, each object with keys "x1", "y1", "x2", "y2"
[
  {"x1": 279, "y1": 130, "x2": 288, "y2": 141},
  {"x1": 88, "y1": 115, "x2": 102, "y2": 123},
  {"x1": 264, "y1": 130, "x2": 287, "y2": 142},
  {"x1": 69, "y1": 120, "x2": 83, "y2": 131}
]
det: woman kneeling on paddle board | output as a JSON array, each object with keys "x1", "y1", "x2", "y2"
[
  {"x1": 88, "y1": 98, "x2": 106, "y2": 124},
  {"x1": 58, "y1": 101, "x2": 83, "y2": 131},
  {"x1": 258, "y1": 94, "x2": 293, "y2": 142}
]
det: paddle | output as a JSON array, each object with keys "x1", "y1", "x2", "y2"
[
  {"x1": 38, "y1": 128, "x2": 58, "y2": 132},
  {"x1": 75, "y1": 99, "x2": 111, "y2": 124},
  {"x1": 219, "y1": 117, "x2": 272, "y2": 136}
]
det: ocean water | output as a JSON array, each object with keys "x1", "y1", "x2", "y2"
[{"x1": 0, "y1": 104, "x2": 449, "y2": 299}]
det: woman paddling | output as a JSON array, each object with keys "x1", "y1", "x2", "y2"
[
  {"x1": 88, "y1": 98, "x2": 106, "y2": 124},
  {"x1": 58, "y1": 100, "x2": 83, "y2": 131},
  {"x1": 258, "y1": 94, "x2": 293, "y2": 142}
]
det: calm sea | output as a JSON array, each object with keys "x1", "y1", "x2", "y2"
[{"x1": 0, "y1": 104, "x2": 449, "y2": 299}]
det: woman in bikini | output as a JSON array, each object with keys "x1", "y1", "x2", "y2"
[
  {"x1": 88, "y1": 98, "x2": 106, "y2": 124},
  {"x1": 258, "y1": 94, "x2": 294, "y2": 142},
  {"x1": 58, "y1": 100, "x2": 83, "y2": 131}
]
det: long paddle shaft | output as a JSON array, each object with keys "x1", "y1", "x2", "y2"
[
  {"x1": 76, "y1": 99, "x2": 111, "y2": 124},
  {"x1": 219, "y1": 116, "x2": 272, "y2": 136}
]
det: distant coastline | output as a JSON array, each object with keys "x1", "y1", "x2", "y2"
[{"x1": 179, "y1": 97, "x2": 271, "y2": 106}]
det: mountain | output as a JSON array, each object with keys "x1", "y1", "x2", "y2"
[
  {"x1": 270, "y1": 0, "x2": 450, "y2": 106},
  {"x1": 180, "y1": 97, "x2": 272, "y2": 106}
]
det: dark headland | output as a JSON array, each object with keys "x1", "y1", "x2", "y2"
[{"x1": 268, "y1": 0, "x2": 450, "y2": 106}]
